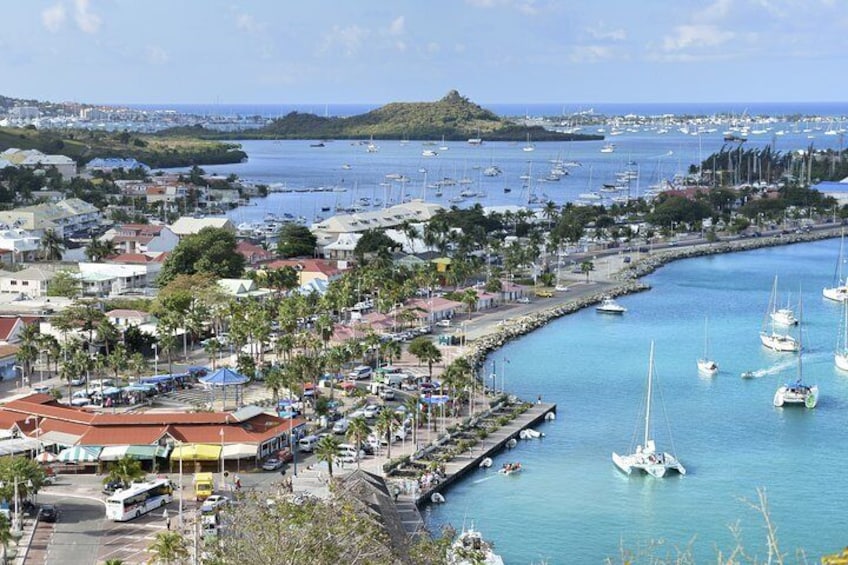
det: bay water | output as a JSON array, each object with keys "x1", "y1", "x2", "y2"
[{"x1": 426, "y1": 239, "x2": 848, "y2": 563}]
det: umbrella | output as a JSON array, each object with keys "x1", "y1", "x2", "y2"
[
  {"x1": 36, "y1": 451, "x2": 57, "y2": 463},
  {"x1": 200, "y1": 367, "x2": 249, "y2": 387}
]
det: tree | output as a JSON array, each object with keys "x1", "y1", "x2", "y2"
[
  {"x1": 314, "y1": 435, "x2": 340, "y2": 478},
  {"x1": 345, "y1": 417, "x2": 371, "y2": 470},
  {"x1": 158, "y1": 227, "x2": 245, "y2": 285},
  {"x1": 146, "y1": 531, "x2": 189, "y2": 565},
  {"x1": 0, "y1": 456, "x2": 47, "y2": 502},
  {"x1": 105, "y1": 455, "x2": 145, "y2": 487},
  {"x1": 375, "y1": 409, "x2": 400, "y2": 460},
  {"x1": 353, "y1": 229, "x2": 400, "y2": 264},
  {"x1": 39, "y1": 229, "x2": 64, "y2": 261},
  {"x1": 46, "y1": 270, "x2": 81, "y2": 298},
  {"x1": 84, "y1": 238, "x2": 117, "y2": 262},
  {"x1": 580, "y1": 260, "x2": 594, "y2": 283},
  {"x1": 276, "y1": 224, "x2": 317, "y2": 258},
  {"x1": 407, "y1": 337, "x2": 442, "y2": 380},
  {"x1": 16, "y1": 322, "x2": 39, "y2": 386},
  {"x1": 462, "y1": 288, "x2": 478, "y2": 320}
]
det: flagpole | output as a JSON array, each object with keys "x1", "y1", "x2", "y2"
[{"x1": 501, "y1": 357, "x2": 506, "y2": 395}]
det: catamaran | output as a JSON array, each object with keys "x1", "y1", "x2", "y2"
[
  {"x1": 760, "y1": 276, "x2": 799, "y2": 352},
  {"x1": 774, "y1": 296, "x2": 818, "y2": 408},
  {"x1": 612, "y1": 342, "x2": 686, "y2": 478},
  {"x1": 836, "y1": 299, "x2": 848, "y2": 371},
  {"x1": 823, "y1": 231, "x2": 848, "y2": 302}
]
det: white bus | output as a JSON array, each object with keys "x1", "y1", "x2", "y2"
[{"x1": 105, "y1": 478, "x2": 174, "y2": 521}]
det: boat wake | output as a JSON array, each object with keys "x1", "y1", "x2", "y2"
[{"x1": 472, "y1": 475, "x2": 499, "y2": 485}]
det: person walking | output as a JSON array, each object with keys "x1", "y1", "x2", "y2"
[{"x1": 163, "y1": 508, "x2": 170, "y2": 530}]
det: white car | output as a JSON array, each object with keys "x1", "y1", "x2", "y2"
[
  {"x1": 204, "y1": 495, "x2": 229, "y2": 508},
  {"x1": 332, "y1": 418, "x2": 350, "y2": 434},
  {"x1": 363, "y1": 405, "x2": 383, "y2": 419},
  {"x1": 70, "y1": 391, "x2": 91, "y2": 406},
  {"x1": 435, "y1": 319, "x2": 452, "y2": 327},
  {"x1": 70, "y1": 376, "x2": 86, "y2": 386},
  {"x1": 517, "y1": 297, "x2": 531, "y2": 304}
]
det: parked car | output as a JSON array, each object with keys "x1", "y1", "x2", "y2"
[
  {"x1": 379, "y1": 388, "x2": 396, "y2": 401},
  {"x1": 70, "y1": 376, "x2": 86, "y2": 386},
  {"x1": 517, "y1": 297, "x2": 531, "y2": 304},
  {"x1": 204, "y1": 495, "x2": 229, "y2": 508},
  {"x1": 332, "y1": 418, "x2": 350, "y2": 434},
  {"x1": 363, "y1": 404, "x2": 383, "y2": 419},
  {"x1": 32, "y1": 385, "x2": 50, "y2": 394},
  {"x1": 103, "y1": 479, "x2": 127, "y2": 494},
  {"x1": 435, "y1": 319, "x2": 452, "y2": 328},
  {"x1": 262, "y1": 458, "x2": 284, "y2": 471},
  {"x1": 39, "y1": 504, "x2": 58, "y2": 523},
  {"x1": 70, "y1": 391, "x2": 91, "y2": 406}
]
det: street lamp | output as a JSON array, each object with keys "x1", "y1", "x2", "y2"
[
  {"x1": 0, "y1": 477, "x2": 21, "y2": 534},
  {"x1": 152, "y1": 344, "x2": 159, "y2": 375},
  {"x1": 219, "y1": 428, "x2": 224, "y2": 491}
]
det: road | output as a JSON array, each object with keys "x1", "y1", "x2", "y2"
[{"x1": 30, "y1": 493, "x2": 103, "y2": 565}]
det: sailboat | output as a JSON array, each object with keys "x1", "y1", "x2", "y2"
[
  {"x1": 697, "y1": 317, "x2": 718, "y2": 376},
  {"x1": 366, "y1": 135, "x2": 379, "y2": 153},
  {"x1": 823, "y1": 231, "x2": 848, "y2": 301},
  {"x1": 612, "y1": 342, "x2": 686, "y2": 478},
  {"x1": 771, "y1": 291, "x2": 798, "y2": 326},
  {"x1": 774, "y1": 296, "x2": 818, "y2": 408},
  {"x1": 835, "y1": 299, "x2": 848, "y2": 371},
  {"x1": 760, "y1": 276, "x2": 799, "y2": 352},
  {"x1": 522, "y1": 133, "x2": 535, "y2": 152},
  {"x1": 439, "y1": 135, "x2": 449, "y2": 151}
]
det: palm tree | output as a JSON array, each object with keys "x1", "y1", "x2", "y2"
[
  {"x1": 375, "y1": 409, "x2": 400, "y2": 461},
  {"x1": 345, "y1": 417, "x2": 371, "y2": 470},
  {"x1": 407, "y1": 337, "x2": 442, "y2": 381},
  {"x1": 105, "y1": 455, "x2": 145, "y2": 486},
  {"x1": 380, "y1": 340, "x2": 402, "y2": 367},
  {"x1": 462, "y1": 288, "x2": 478, "y2": 320},
  {"x1": 39, "y1": 333, "x2": 61, "y2": 377},
  {"x1": 404, "y1": 395, "x2": 421, "y2": 447},
  {"x1": 106, "y1": 343, "x2": 128, "y2": 381},
  {"x1": 39, "y1": 229, "x2": 64, "y2": 261},
  {"x1": 17, "y1": 322, "x2": 40, "y2": 386},
  {"x1": 314, "y1": 435, "x2": 340, "y2": 478},
  {"x1": 204, "y1": 338, "x2": 223, "y2": 370},
  {"x1": 146, "y1": 531, "x2": 189, "y2": 565},
  {"x1": 84, "y1": 238, "x2": 116, "y2": 262},
  {"x1": 580, "y1": 260, "x2": 594, "y2": 283}
]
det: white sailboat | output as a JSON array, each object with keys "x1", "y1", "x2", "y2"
[
  {"x1": 774, "y1": 296, "x2": 818, "y2": 408},
  {"x1": 836, "y1": 299, "x2": 848, "y2": 371},
  {"x1": 697, "y1": 317, "x2": 718, "y2": 376},
  {"x1": 771, "y1": 290, "x2": 798, "y2": 326},
  {"x1": 823, "y1": 231, "x2": 848, "y2": 301},
  {"x1": 760, "y1": 276, "x2": 799, "y2": 352},
  {"x1": 613, "y1": 342, "x2": 686, "y2": 478},
  {"x1": 522, "y1": 132, "x2": 535, "y2": 152}
]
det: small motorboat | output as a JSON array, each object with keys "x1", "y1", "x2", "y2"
[
  {"x1": 518, "y1": 430, "x2": 529, "y2": 440},
  {"x1": 479, "y1": 457, "x2": 493, "y2": 469},
  {"x1": 506, "y1": 438, "x2": 517, "y2": 449},
  {"x1": 596, "y1": 297, "x2": 627, "y2": 314},
  {"x1": 545, "y1": 411, "x2": 556, "y2": 421},
  {"x1": 431, "y1": 492, "x2": 445, "y2": 504},
  {"x1": 523, "y1": 428, "x2": 543, "y2": 439},
  {"x1": 741, "y1": 371, "x2": 756, "y2": 379},
  {"x1": 498, "y1": 462, "x2": 522, "y2": 476}
]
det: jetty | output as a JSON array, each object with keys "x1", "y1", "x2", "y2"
[{"x1": 412, "y1": 402, "x2": 556, "y2": 508}]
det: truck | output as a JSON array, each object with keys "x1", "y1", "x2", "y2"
[{"x1": 193, "y1": 472, "x2": 214, "y2": 502}]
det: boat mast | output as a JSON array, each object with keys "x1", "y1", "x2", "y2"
[{"x1": 645, "y1": 341, "x2": 654, "y2": 447}]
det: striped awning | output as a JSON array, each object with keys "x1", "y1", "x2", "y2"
[
  {"x1": 169, "y1": 444, "x2": 221, "y2": 461},
  {"x1": 57, "y1": 445, "x2": 102, "y2": 462},
  {"x1": 101, "y1": 445, "x2": 170, "y2": 461},
  {"x1": 222, "y1": 443, "x2": 257, "y2": 460},
  {"x1": 99, "y1": 445, "x2": 130, "y2": 461}
]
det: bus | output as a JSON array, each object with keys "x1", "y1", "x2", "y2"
[{"x1": 105, "y1": 478, "x2": 173, "y2": 521}]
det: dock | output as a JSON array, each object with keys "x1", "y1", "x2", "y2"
[{"x1": 412, "y1": 402, "x2": 556, "y2": 508}]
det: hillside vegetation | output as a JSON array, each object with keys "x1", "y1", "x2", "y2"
[
  {"x1": 0, "y1": 126, "x2": 246, "y2": 168},
  {"x1": 163, "y1": 90, "x2": 603, "y2": 142}
]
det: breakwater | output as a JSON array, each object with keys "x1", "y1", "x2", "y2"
[{"x1": 463, "y1": 226, "x2": 843, "y2": 373}]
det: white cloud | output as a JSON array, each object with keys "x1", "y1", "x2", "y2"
[
  {"x1": 465, "y1": 0, "x2": 538, "y2": 14},
  {"x1": 320, "y1": 25, "x2": 370, "y2": 57},
  {"x1": 662, "y1": 24, "x2": 734, "y2": 51},
  {"x1": 41, "y1": 3, "x2": 66, "y2": 32},
  {"x1": 74, "y1": 0, "x2": 102, "y2": 34},
  {"x1": 586, "y1": 23, "x2": 626, "y2": 41},
  {"x1": 569, "y1": 45, "x2": 615, "y2": 63},
  {"x1": 146, "y1": 45, "x2": 169, "y2": 65},
  {"x1": 236, "y1": 13, "x2": 265, "y2": 33},
  {"x1": 694, "y1": 0, "x2": 734, "y2": 22},
  {"x1": 388, "y1": 16, "x2": 405, "y2": 36}
]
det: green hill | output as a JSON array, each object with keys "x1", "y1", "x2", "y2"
[
  {"x1": 197, "y1": 90, "x2": 602, "y2": 142},
  {"x1": 0, "y1": 126, "x2": 246, "y2": 168}
]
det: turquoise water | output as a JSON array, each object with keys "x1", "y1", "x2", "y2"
[{"x1": 426, "y1": 239, "x2": 848, "y2": 563}]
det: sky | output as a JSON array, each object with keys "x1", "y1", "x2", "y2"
[{"x1": 2, "y1": 0, "x2": 847, "y2": 106}]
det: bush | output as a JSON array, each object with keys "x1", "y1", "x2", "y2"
[{"x1": 476, "y1": 428, "x2": 489, "y2": 440}]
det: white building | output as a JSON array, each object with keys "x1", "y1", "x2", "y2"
[
  {"x1": 77, "y1": 263, "x2": 151, "y2": 296},
  {"x1": 0, "y1": 198, "x2": 101, "y2": 238},
  {"x1": 0, "y1": 228, "x2": 40, "y2": 265},
  {"x1": 0, "y1": 148, "x2": 77, "y2": 178},
  {"x1": 102, "y1": 224, "x2": 179, "y2": 255},
  {"x1": 169, "y1": 217, "x2": 236, "y2": 238},
  {"x1": 0, "y1": 267, "x2": 57, "y2": 298}
]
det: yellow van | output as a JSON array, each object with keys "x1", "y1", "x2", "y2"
[{"x1": 193, "y1": 472, "x2": 214, "y2": 501}]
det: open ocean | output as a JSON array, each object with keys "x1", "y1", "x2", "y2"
[{"x1": 427, "y1": 239, "x2": 848, "y2": 564}]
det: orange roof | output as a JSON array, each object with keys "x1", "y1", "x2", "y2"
[
  {"x1": 109, "y1": 253, "x2": 155, "y2": 264},
  {"x1": 79, "y1": 425, "x2": 169, "y2": 446},
  {"x1": 91, "y1": 412, "x2": 236, "y2": 426},
  {"x1": 265, "y1": 258, "x2": 342, "y2": 277}
]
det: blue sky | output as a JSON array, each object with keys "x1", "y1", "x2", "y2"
[{"x1": 3, "y1": 0, "x2": 847, "y2": 105}]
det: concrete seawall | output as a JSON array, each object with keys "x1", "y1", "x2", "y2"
[{"x1": 415, "y1": 402, "x2": 556, "y2": 507}]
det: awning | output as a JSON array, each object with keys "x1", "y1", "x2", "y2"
[
  {"x1": 419, "y1": 394, "x2": 451, "y2": 405},
  {"x1": 0, "y1": 437, "x2": 40, "y2": 456},
  {"x1": 222, "y1": 443, "x2": 257, "y2": 460},
  {"x1": 57, "y1": 445, "x2": 102, "y2": 462},
  {"x1": 98, "y1": 386, "x2": 122, "y2": 396},
  {"x1": 99, "y1": 445, "x2": 130, "y2": 461},
  {"x1": 169, "y1": 444, "x2": 222, "y2": 461},
  {"x1": 124, "y1": 384, "x2": 157, "y2": 393},
  {"x1": 36, "y1": 451, "x2": 57, "y2": 463},
  {"x1": 39, "y1": 430, "x2": 82, "y2": 447}
]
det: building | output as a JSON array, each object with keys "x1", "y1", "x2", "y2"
[
  {"x1": 262, "y1": 258, "x2": 344, "y2": 287},
  {"x1": 322, "y1": 233, "x2": 362, "y2": 261},
  {"x1": 169, "y1": 217, "x2": 236, "y2": 238},
  {"x1": 0, "y1": 198, "x2": 101, "y2": 238},
  {"x1": 0, "y1": 228, "x2": 40, "y2": 265},
  {"x1": 77, "y1": 262, "x2": 155, "y2": 296},
  {"x1": 85, "y1": 157, "x2": 149, "y2": 173},
  {"x1": 103, "y1": 224, "x2": 179, "y2": 255},
  {"x1": 0, "y1": 394, "x2": 304, "y2": 465},
  {"x1": 0, "y1": 317, "x2": 38, "y2": 345},
  {"x1": 811, "y1": 180, "x2": 848, "y2": 206},
  {"x1": 146, "y1": 185, "x2": 188, "y2": 206},
  {"x1": 235, "y1": 241, "x2": 274, "y2": 266},
  {"x1": 0, "y1": 267, "x2": 57, "y2": 298},
  {"x1": 105, "y1": 309, "x2": 154, "y2": 329},
  {"x1": 217, "y1": 279, "x2": 270, "y2": 300},
  {"x1": 0, "y1": 148, "x2": 77, "y2": 178}
]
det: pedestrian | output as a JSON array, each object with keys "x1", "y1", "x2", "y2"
[{"x1": 163, "y1": 508, "x2": 170, "y2": 530}]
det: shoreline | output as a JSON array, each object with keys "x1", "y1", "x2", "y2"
[{"x1": 461, "y1": 227, "x2": 844, "y2": 373}]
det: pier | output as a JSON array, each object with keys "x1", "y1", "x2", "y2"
[{"x1": 412, "y1": 402, "x2": 556, "y2": 508}]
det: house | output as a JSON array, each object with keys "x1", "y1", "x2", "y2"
[
  {"x1": 169, "y1": 217, "x2": 236, "y2": 238},
  {"x1": 217, "y1": 279, "x2": 270, "y2": 300},
  {"x1": 105, "y1": 309, "x2": 153, "y2": 328},
  {"x1": 0, "y1": 317, "x2": 38, "y2": 344},
  {"x1": 0, "y1": 267, "x2": 57, "y2": 298},
  {"x1": 77, "y1": 262, "x2": 153, "y2": 296},
  {"x1": 0, "y1": 228, "x2": 40, "y2": 265},
  {"x1": 405, "y1": 296, "x2": 463, "y2": 325},
  {"x1": 86, "y1": 157, "x2": 149, "y2": 173},
  {"x1": 458, "y1": 286, "x2": 498, "y2": 311},
  {"x1": 500, "y1": 281, "x2": 529, "y2": 302},
  {"x1": 103, "y1": 224, "x2": 179, "y2": 255},
  {"x1": 322, "y1": 233, "x2": 362, "y2": 261},
  {"x1": 0, "y1": 148, "x2": 77, "y2": 178},
  {"x1": 0, "y1": 344, "x2": 19, "y2": 381},
  {"x1": 0, "y1": 198, "x2": 101, "y2": 238},
  {"x1": 236, "y1": 241, "x2": 274, "y2": 266},
  {"x1": 263, "y1": 258, "x2": 344, "y2": 287},
  {"x1": 146, "y1": 185, "x2": 188, "y2": 206}
]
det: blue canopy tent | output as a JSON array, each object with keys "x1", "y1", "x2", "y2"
[{"x1": 200, "y1": 368, "x2": 250, "y2": 409}]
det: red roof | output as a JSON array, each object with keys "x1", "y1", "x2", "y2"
[
  {"x1": 109, "y1": 253, "x2": 155, "y2": 264},
  {"x1": 80, "y1": 425, "x2": 169, "y2": 446},
  {"x1": 265, "y1": 258, "x2": 343, "y2": 278},
  {"x1": 236, "y1": 241, "x2": 273, "y2": 264},
  {"x1": 0, "y1": 317, "x2": 38, "y2": 342}
]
